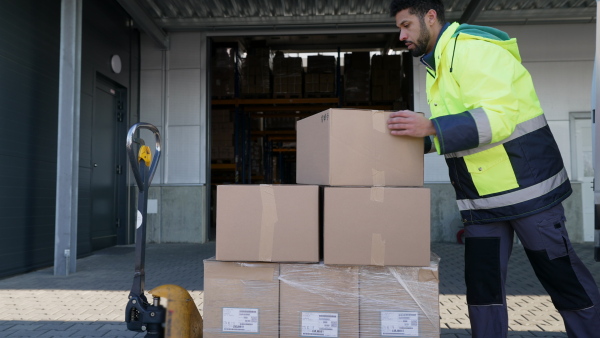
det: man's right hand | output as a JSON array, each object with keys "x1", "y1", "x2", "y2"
[{"x1": 387, "y1": 110, "x2": 436, "y2": 138}]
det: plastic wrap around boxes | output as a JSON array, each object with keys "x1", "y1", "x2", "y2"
[
  {"x1": 203, "y1": 255, "x2": 440, "y2": 337},
  {"x1": 206, "y1": 108, "x2": 438, "y2": 336}
]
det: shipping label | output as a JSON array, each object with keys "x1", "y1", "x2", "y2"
[
  {"x1": 222, "y1": 307, "x2": 259, "y2": 333},
  {"x1": 380, "y1": 311, "x2": 419, "y2": 337},
  {"x1": 300, "y1": 311, "x2": 339, "y2": 337}
]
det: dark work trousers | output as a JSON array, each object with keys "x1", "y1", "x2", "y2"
[{"x1": 464, "y1": 203, "x2": 600, "y2": 338}]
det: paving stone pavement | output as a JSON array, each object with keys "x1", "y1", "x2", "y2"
[{"x1": 0, "y1": 242, "x2": 598, "y2": 337}]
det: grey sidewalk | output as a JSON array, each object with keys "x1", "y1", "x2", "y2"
[{"x1": 0, "y1": 242, "x2": 598, "y2": 337}]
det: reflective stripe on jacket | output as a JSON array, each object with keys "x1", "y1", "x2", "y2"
[{"x1": 425, "y1": 22, "x2": 571, "y2": 225}]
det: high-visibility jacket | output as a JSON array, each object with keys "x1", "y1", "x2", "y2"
[{"x1": 425, "y1": 22, "x2": 571, "y2": 225}]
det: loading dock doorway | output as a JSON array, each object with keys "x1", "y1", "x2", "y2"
[{"x1": 91, "y1": 75, "x2": 127, "y2": 250}]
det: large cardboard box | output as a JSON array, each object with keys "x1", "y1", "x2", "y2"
[
  {"x1": 359, "y1": 254, "x2": 440, "y2": 337},
  {"x1": 296, "y1": 109, "x2": 423, "y2": 187},
  {"x1": 323, "y1": 187, "x2": 430, "y2": 266},
  {"x1": 216, "y1": 184, "x2": 320, "y2": 263},
  {"x1": 203, "y1": 259, "x2": 280, "y2": 337},
  {"x1": 279, "y1": 263, "x2": 360, "y2": 338}
]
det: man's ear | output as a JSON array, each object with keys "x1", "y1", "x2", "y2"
[{"x1": 426, "y1": 9, "x2": 437, "y2": 25}]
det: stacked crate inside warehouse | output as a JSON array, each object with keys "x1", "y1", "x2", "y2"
[
  {"x1": 344, "y1": 52, "x2": 371, "y2": 105},
  {"x1": 241, "y1": 47, "x2": 272, "y2": 98},
  {"x1": 272, "y1": 51, "x2": 303, "y2": 99},
  {"x1": 211, "y1": 47, "x2": 239, "y2": 99},
  {"x1": 204, "y1": 108, "x2": 439, "y2": 337},
  {"x1": 210, "y1": 109, "x2": 234, "y2": 164},
  {"x1": 304, "y1": 54, "x2": 336, "y2": 97},
  {"x1": 371, "y1": 54, "x2": 404, "y2": 105}
]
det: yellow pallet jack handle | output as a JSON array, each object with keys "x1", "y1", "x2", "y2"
[{"x1": 150, "y1": 284, "x2": 203, "y2": 338}]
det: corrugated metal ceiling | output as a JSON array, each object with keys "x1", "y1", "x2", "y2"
[
  {"x1": 138, "y1": 0, "x2": 596, "y2": 28},
  {"x1": 122, "y1": 0, "x2": 597, "y2": 51}
]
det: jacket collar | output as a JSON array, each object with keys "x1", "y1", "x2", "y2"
[{"x1": 420, "y1": 22, "x2": 450, "y2": 71}]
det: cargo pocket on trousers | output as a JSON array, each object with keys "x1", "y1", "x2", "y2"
[{"x1": 537, "y1": 220, "x2": 568, "y2": 260}]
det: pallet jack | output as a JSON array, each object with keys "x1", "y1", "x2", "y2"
[{"x1": 124, "y1": 122, "x2": 203, "y2": 338}]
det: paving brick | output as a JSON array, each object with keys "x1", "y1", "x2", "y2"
[{"x1": 0, "y1": 242, "x2": 597, "y2": 336}]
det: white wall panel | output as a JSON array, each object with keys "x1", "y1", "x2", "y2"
[
  {"x1": 424, "y1": 153, "x2": 449, "y2": 182},
  {"x1": 140, "y1": 33, "x2": 163, "y2": 70},
  {"x1": 500, "y1": 24, "x2": 594, "y2": 63},
  {"x1": 525, "y1": 61, "x2": 592, "y2": 121},
  {"x1": 169, "y1": 32, "x2": 201, "y2": 69},
  {"x1": 166, "y1": 125, "x2": 201, "y2": 183},
  {"x1": 548, "y1": 120, "x2": 572, "y2": 179},
  {"x1": 140, "y1": 70, "x2": 164, "y2": 127},
  {"x1": 167, "y1": 69, "x2": 201, "y2": 126}
]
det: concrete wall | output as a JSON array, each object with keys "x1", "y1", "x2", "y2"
[
  {"x1": 428, "y1": 182, "x2": 586, "y2": 243},
  {"x1": 144, "y1": 186, "x2": 206, "y2": 243}
]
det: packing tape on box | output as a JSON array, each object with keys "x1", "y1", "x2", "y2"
[
  {"x1": 371, "y1": 110, "x2": 386, "y2": 133},
  {"x1": 208, "y1": 264, "x2": 275, "y2": 282},
  {"x1": 259, "y1": 185, "x2": 278, "y2": 261},
  {"x1": 372, "y1": 169, "x2": 386, "y2": 186},
  {"x1": 371, "y1": 233, "x2": 386, "y2": 266},
  {"x1": 371, "y1": 111, "x2": 386, "y2": 186},
  {"x1": 370, "y1": 186, "x2": 385, "y2": 202}
]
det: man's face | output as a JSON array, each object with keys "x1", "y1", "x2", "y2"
[{"x1": 395, "y1": 9, "x2": 431, "y2": 57}]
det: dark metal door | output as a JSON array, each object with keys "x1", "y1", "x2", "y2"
[{"x1": 91, "y1": 76, "x2": 122, "y2": 250}]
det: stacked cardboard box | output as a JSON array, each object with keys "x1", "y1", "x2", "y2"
[
  {"x1": 305, "y1": 55, "x2": 336, "y2": 97},
  {"x1": 211, "y1": 48, "x2": 239, "y2": 99},
  {"x1": 205, "y1": 108, "x2": 438, "y2": 337},
  {"x1": 203, "y1": 259, "x2": 280, "y2": 337},
  {"x1": 273, "y1": 52, "x2": 303, "y2": 98},
  {"x1": 371, "y1": 54, "x2": 403, "y2": 102},
  {"x1": 211, "y1": 109, "x2": 234, "y2": 162},
  {"x1": 241, "y1": 47, "x2": 271, "y2": 97},
  {"x1": 344, "y1": 52, "x2": 371, "y2": 104}
]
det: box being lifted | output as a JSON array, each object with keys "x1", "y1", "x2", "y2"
[
  {"x1": 296, "y1": 109, "x2": 424, "y2": 187},
  {"x1": 323, "y1": 186, "x2": 430, "y2": 266},
  {"x1": 216, "y1": 184, "x2": 320, "y2": 263}
]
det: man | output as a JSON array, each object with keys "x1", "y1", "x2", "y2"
[{"x1": 387, "y1": 0, "x2": 600, "y2": 337}]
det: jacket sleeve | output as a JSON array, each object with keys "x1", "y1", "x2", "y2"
[{"x1": 431, "y1": 38, "x2": 524, "y2": 155}]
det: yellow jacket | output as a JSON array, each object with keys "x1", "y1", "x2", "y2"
[{"x1": 424, "y1": 22, "x2": 571, "y2": 224}]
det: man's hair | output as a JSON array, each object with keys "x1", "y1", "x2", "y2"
[{"x1": 389, "y1": 0, "x2": 445, "y2": 24}]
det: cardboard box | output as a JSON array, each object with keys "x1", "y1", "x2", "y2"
[
  {"x1": 279, "y1": 263, "x2": 360, "y2": 338},
  {"x1": 323, "y1": 187, "x2": 430, "y2": 266},
  {"x1": 216, "y1": 184, "x2": 320, "y2": 263},
  {"x1": 203, "y1": 259, "x2": 280, "y2": 337},
  {"x1": 359, "y1": 254, "x2": 440, "y2": 337},
  {"x1": 296, "y1": 109, "x2": 424, "y2": 187}
]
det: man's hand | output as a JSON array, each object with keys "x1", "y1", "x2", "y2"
[{"x1": 387, "y1": 110, "x2": 437, "y2": 137}]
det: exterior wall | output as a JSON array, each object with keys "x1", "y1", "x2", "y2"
[
  {"x1": 0, "y1": 0, "x2": 61, "y2": 278},
  {"x1": 80, "y1": 0, "x2": 140, "y2": 252},
  {"x1": 416, "y1": 23, "x2": 595, "y2": 242},
  {"x1": 139, "y1": 32, "x2": 209, "y2": 243}
]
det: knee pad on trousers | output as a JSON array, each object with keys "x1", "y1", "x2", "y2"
[
  {"x1": 465, "y1": 237, "x2": 503, "y2": 305},
  {"x1": 524, "y1": 247, "x2": 593, "y2": 311}
]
